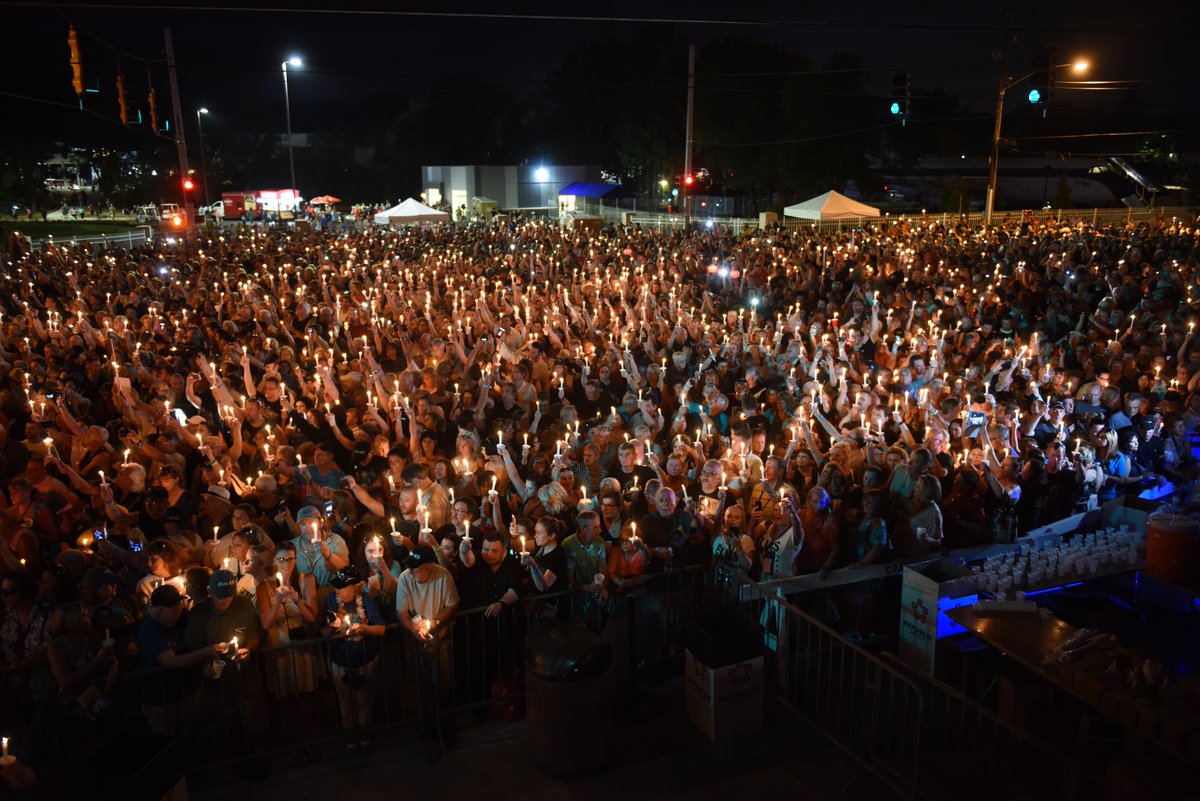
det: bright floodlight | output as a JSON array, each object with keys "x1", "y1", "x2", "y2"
[
  {"x1": 198, "y1": 107, "x2": 209, "y2": 114},
  {"x1": 534, "y1": 166, "x2": 549, "y2": 181},
  {"x1": 1072, "y1": 60, "x2": 1089, "y2": 72},
  {"x1": 287, "y1": 57, "x2": 303, "y2": 67}
]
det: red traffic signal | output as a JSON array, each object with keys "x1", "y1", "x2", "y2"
[
  {"x1": 684, "y1": 174, "x2": 694, "y2": 186},
  {"x1": 171, "y1": 214, "x2": 184, "y2": 227},
  {"x1": 182, "y1": 178, "x2": 195, "y2": 191}
]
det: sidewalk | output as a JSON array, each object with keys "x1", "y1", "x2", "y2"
[{"x1": 191, "y1": 681, "x2": 906, "y2": 801}]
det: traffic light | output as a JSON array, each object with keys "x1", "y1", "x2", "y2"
[
  {"x1": 116, "y1": 72, "x2": 128, "y2": 126},
  {"x1": 67, "y1": 24, "x2": 84, "y2": 98},
  {"x1": 171, "y1": 214, "x2": 184, "y2": 228},
  {"x1": 1029, "y1": 50, "x2": 1054, "y2": 104},
  {"x1": 890, "y1": 72, "x2": 910, "y2": 123},
  {"x1": 148, "y1": 88, "x2": 158, "y2": 133},
  {"x1": 684, "y1": 174, "x2": 694, "y2": 187},
  {"x1": 183, "y1": 178, "x2": 195, "y2": 192}
]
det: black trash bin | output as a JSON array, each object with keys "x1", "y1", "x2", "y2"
[{"x1": 525, "y1": 622, "x2": 613, "y2": 775}]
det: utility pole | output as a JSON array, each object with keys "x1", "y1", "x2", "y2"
[
  {"x1": 984, "y1": 15, "x2": 1011, "y2": 224},
  {"x1": 163, "y1": 28, "x2": 192, "y2": 228},
  {"x1": 683, "y1": 43, "x2": 695, "y2": 229}
]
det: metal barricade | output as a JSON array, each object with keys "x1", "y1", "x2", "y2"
[
  {"x1": 714, "y1": 565, "x2": 924, "y2": 798},
  {"x1": 712, "y1": 564, "x2": 1138, "y2": 801}
]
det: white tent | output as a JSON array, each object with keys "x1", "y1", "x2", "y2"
[
  {"x1": 373, "y1": 198, "x2": 451, "y2": 225},
  {"x1": 783, "y1": 190, "x2": 880, "y2": 221}
]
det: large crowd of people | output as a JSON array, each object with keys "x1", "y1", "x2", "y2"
[{"x1": 0, "y1": 209, "x2": 1197, "y2": 778}]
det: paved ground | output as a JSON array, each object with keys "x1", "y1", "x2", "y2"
[{"x1": 191, "y1": 680, "x2": 906, "y2": 801}]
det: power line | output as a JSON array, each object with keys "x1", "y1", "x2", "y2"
[
  {"x1": 0, "y1": 88, "x2": 173, "y2": 141},
  {"x1": 696, "y1": 121, "x2": 898, "y2": 146},
  {"x1": 1, "y1": 2, "x2": 1196, "y2": 37},
  {"x1": 1017, "y1": 129, "x2": 1194, "y2": 140}
]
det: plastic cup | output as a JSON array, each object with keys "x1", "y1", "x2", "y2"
[{"x1": 211, "y1": 659, "x2": 225, "y2": 678}]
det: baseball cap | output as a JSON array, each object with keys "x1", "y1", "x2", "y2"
[
  {"x1": 209, "y1": 569, "x2": 237, "y2": 600},
  {"x1": 149, "y1": 584, "x2": 184, "y2": 608},
  {"x1": 406, "y1": 545, "x2": 438, "y2": 569},
  {"x1": 296, "y1": 506, "x2": 321, "y2": 523},
  {"x1": 329, "y1": 567, "x2": 364, "y2": 589},
  {"x1": 84, "y1": 566, "x2": 120, "y2": 589}
]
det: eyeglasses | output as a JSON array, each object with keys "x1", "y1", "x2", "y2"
[{"x1": 275, "y1": 557, "x2": 296, "y2": 563}]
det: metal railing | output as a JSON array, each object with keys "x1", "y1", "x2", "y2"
[
  {"x1": 712, "y1": 564, "x2": 1136, "y2": 801},
  {"x1": 616, "y1": 205, "x2": 1195, "y2": 233},
  {"x1": 26, "y1": 227, "x2": 154, "y2": 253},
  {"x1": 13, "y1": 567, "x2": 709, "y2": 778}
]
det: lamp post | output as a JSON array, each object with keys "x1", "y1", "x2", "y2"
[
  {"x1": 985, "y1": 58, "x2": 1089, "y2": 223},
  {"x1": 281, "y1": 56, "x2": 302, "y2": 212},
  {"x1": 195, "y1": 107, "x2": 210, "y2": 208}
]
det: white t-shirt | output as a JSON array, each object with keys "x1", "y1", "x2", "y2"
[
  {"x1": 758, "y1": 526, "x2": 801, "y2": 580},
  {"x1": 395, "y1": 563, "x2": 459, "y2": 620}
]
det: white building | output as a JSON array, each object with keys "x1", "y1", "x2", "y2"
[{"x1": 420, "y1": 164, "x2": 601, "y2": 216}]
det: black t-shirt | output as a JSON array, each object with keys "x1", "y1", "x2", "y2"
[
  {"x1": 458, "y1": 556, "x2": 525, "y2": 608},
  {"x1": 532, "y1": 545, "x2": 569, "y2": 595}
]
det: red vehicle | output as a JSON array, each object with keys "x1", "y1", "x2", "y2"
[{"x1": 219, "y1": 192, "x2": 260, "y2": 221}]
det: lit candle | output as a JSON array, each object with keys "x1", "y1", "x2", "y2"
[
  {"x1": 630, "y1": 521, "x2": 638, "y2": 542},
  {"x1": 1, "y1": 737, "x2": 7, "y2": 759},
  {"x1": 276, "y1": 571, "x2": 283, "y2": 586},
  {"x1": 213, "y1": 526, "x2": 219, "y2": 542},
  {"x1": 519, "y1": 534, "x2": 527, "y2": 555}
]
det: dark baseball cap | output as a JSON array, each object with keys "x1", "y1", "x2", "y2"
[
  {"x1": 406, "y1": 546, "x2": 438, "y2": 569},
  {"x1": 149, "y1": 583, "x2": 184, "y2": 608},
  {"x1": 209, "y1": 569, "x2": 237, "y2": 600}
]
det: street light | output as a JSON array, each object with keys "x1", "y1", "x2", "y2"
[
  {"x1": 196, "y1": 107, "x2": 210, "y2": 207},
  {"x1": 281, "y1": 56, "x2": 302, "y2": 212},
  {"x1": 985, "y1": 58, "x2": 1089, "y2": 223}
]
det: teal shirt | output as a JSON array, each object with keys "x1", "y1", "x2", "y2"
[{"x1": 561, "y1": 534, "x2": 607, "y2": 590}]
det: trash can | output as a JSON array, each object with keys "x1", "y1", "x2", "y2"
[
  {"x1": 525, "y1": 622, "x2": 613, "y2": 775},
  {"x1": 681, "y1": 608, "x2": 764, "y2": 741}
]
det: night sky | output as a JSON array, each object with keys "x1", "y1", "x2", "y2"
[{"x1": 2, "y1": 1, "x2": 1198, "y2": 149}]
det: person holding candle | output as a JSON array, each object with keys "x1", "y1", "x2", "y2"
[
  {"x1": 184, "y1": 569, "x2": 269, "y2": 757},
  {"x1": 136, "y1": 584, "x2": 214, "y2": 736},
  {"x1": 394, "y1": 546, "x2": 458, "y2": 644},
  {"x1": 321, "y1": 567, "x2": 385, "y2": 756},
  {"x1": 47, "y1": 601, "x2": 118, "y2": 719},
  {"x1": 290, "y1": 506, "x2": 350, "y2": 600},
  {"x1": 521, "y1": 517, "x2": 568, "y2": 617}
]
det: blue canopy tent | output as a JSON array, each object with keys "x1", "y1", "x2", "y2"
[{"x1": 557, "y1": 182, "x2": 624, "y2": 218}]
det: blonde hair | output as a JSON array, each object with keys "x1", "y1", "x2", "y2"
[{"x1": 537, "y1": 482, "x2": 570, "y2": 514}]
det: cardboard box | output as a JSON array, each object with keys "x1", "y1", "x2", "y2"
[
  {"x1": 684, "y1": 651, "x2": 763, "y2": 741},
  {"x1": 898, "y1": 559, "x2": 979, "y2": 673}
]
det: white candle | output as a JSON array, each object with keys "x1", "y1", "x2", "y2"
[
  {"x1": 276, "y1": 571, "x2": 283, "y2": 586},
  {"x1": 1, "y1": 737, "x2": 7, "y2": 758},
  {"x1": 519, "y1": 534, "x2": 527, "y2": 555},
  {"x1": 213, "y1": 526, "x2": 219, "y2": 542}
]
